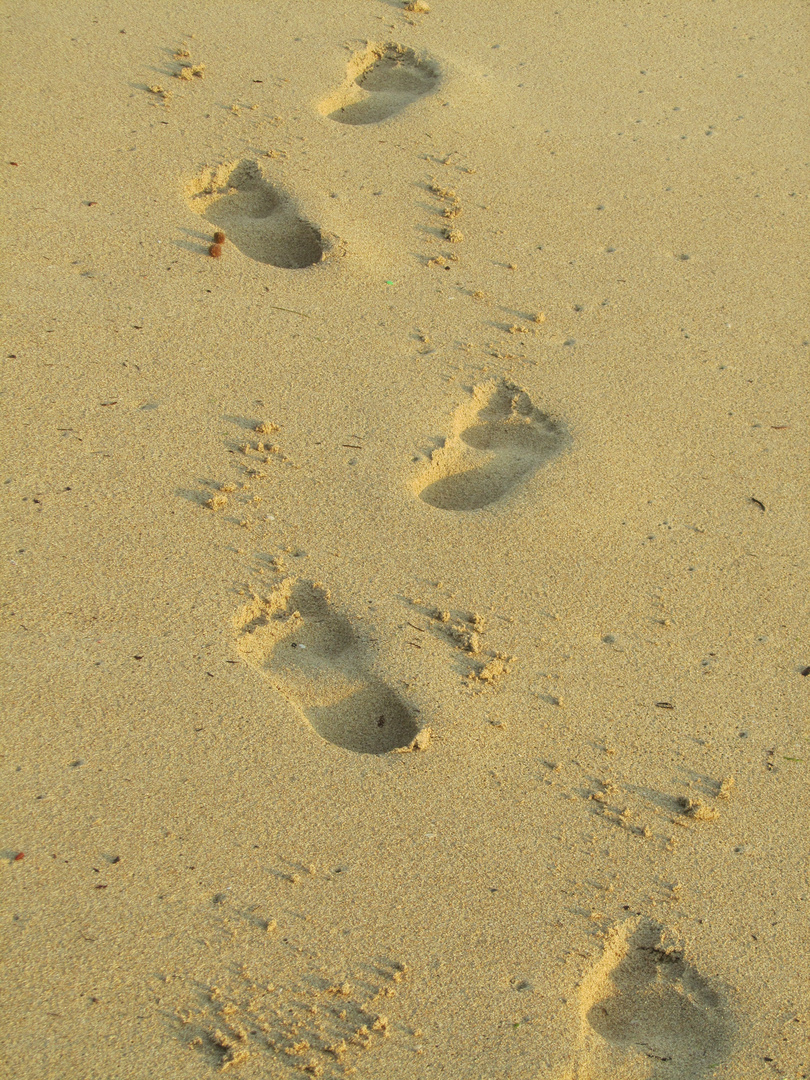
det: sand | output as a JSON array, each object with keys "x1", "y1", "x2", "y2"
[{"x1": 1, "y1": 2, "x2": 808, "y2": 1077}]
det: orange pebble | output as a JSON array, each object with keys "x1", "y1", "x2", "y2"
[
  {"x1": 213, "y1": 230, "x2": 226, "y2": 244},
  {"x1": 209, "y1": 243, "x2": 223, "y2": 258}
]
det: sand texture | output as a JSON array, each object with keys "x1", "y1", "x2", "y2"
[{"x1": 1, "y1": 2, "x2": 809, "y2": 1077}]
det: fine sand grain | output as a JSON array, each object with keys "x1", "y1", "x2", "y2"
[{"x1": 2, "y1": 2, "x2": 808, "y2": 1078}]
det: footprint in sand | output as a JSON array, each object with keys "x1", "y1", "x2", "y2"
[
  {"x1": 185, "y1": 160, "x2": 324, "y2": 268},
  {"x1": 579, "y1": 918, "x2": 735, "y2": 1078},
  {"x1": 413, "y1": 379, "x2": 570, "y2": 511},
  {"x1": 319, "y1": 43, "x2": 440, "y2": 126},
  {"x1": 236, "y1": 579, "x2": 423, "y2": 755}
]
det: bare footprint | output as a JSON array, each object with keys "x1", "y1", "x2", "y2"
[
  {"x1": 236, "y1": 579, "x2": 423, "y2": 754},
  {"x1": 319, "y1": 43, "x2": 440, "y2": 126},
  {"x1": 579, "y1": 918, "x2": 735, "y2": 1079},
  {"x1": 413, "y1": 379, "x2": 569, "y2": 511},
  {"x1": 185, "y1": 160, "x2": 324, "y2": 268}
]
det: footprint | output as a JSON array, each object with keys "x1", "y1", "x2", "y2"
[
  {"x1": 319, "y1": 43, "x2": 440, "y2": 126},
  {"x1": 579, "y1": 918, "x2": 735, "y2": 1078},
  {"x1": 185, "y1": 160, "x2": 324, "y2": 268},
  {"x1": 413, "y1": 379, "x2": 569, "y2": 511},
  {"x1": 236, "y1": 579, "x2": 423, "y2": 755}
]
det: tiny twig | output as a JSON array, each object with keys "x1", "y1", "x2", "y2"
[{"x1": 267, "y1": 305, "x2": 310, "y2": 318}]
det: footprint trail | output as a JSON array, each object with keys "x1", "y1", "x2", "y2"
[
  {"x1": 236, "y1": 579, "x2": 422, "y2": 755},
  {"x1": 414, "y1": 379, "x2": 569, "y2": 511},
  {"x1": 319, "y1": 43, "x2": 440, "y2": 125}
]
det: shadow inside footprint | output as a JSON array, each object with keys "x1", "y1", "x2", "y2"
[
  {"x1": 185, "y1": 160, "x2": 324, "y2": 268},
  {"x1": 236, "y1": 580, "x2": 420, "y2": 754},
  {"x1": 584, "y1": 919, "x2": 735, "y2": 1079},
  {"x1": 415, "y1": 379, "x2": 569, "y2": 511},
  {"x1": 320, "y1": 43, "x2": 440, "y2": 126}
]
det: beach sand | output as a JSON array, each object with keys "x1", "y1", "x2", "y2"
[{"x1": 1, "y1": 2, "x2": 808, "y2": 1077}]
